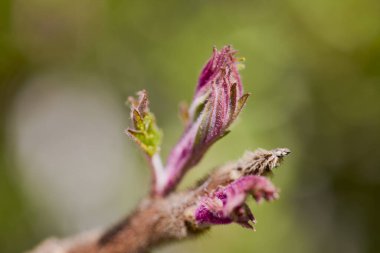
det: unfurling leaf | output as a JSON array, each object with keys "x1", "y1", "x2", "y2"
[
  {"x1": 194, "y1": 176, "x2": 278, "y2": 229},
  {"x1": 126, "y1": 90, "x2": 162, "y2": 156}
]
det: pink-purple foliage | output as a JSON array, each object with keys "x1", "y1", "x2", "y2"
[
  {"x1": 163, "y1": 46, "x2": 249, "y2": 194},
  {"x1": 195, "y1": 176, "x2": 278, "y2": 229}
]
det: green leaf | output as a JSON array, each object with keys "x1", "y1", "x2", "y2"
[{"x1": 127, "y1": 112, "x2": 162, "y2": 156}]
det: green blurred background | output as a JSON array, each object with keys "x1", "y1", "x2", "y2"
[{"x1": 1, "y1": 0, "x2": 380, "y2": 252}]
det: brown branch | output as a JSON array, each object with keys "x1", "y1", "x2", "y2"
[{"x1": 27, "y1": 148, "x2": 290, "y2": 253}]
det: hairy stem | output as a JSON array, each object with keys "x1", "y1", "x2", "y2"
[{"x1": 28, "y1": 148, "x2": 289, "y2": 253}]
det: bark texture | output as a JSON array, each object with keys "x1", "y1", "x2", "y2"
[{"x1": 28, "y1": 148, "x2": 289, "y2": 253}]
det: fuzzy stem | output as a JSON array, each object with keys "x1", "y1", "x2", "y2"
[
  {"x1": 69, "y1": 194, "x2": 203, "y2": 253},
  {"x1": 28, "y1": 148, "x2": 289, "y2": 253}
]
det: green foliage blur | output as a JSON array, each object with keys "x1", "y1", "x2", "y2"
[{"x1": 1, "y1": 0, "x2": 380, "y2": 253}]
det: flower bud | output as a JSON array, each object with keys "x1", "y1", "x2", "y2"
[
  {"x1": 162, "y1": 46, "x2": 250, "y2": 194},
  {"x1": 194, "y1": 176, "x2": 278, "y2": 229}
]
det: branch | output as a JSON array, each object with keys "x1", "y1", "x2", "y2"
[{"x1": 28, "y1": 148, "x2": 290, "y2": 253}]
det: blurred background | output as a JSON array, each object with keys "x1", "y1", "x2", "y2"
[{"x1": 1, "y1": 0, "x2": 380, "y2": 252}]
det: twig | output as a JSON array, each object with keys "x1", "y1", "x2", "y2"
[{"x1": 28, "y1": 148, "x2": 290, "y2": 253}]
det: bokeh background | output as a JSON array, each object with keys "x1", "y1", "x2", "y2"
[{"x1": 1, "y1": 0, "x2": 380, "y2": 252}]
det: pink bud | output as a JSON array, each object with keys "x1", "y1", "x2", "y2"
[
  {"x1": 160, "y1": 46, "x2": 250, "y2": 195},
  {"x1": 194, "y1": 176, "x2": 278, "y2": 229}
]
